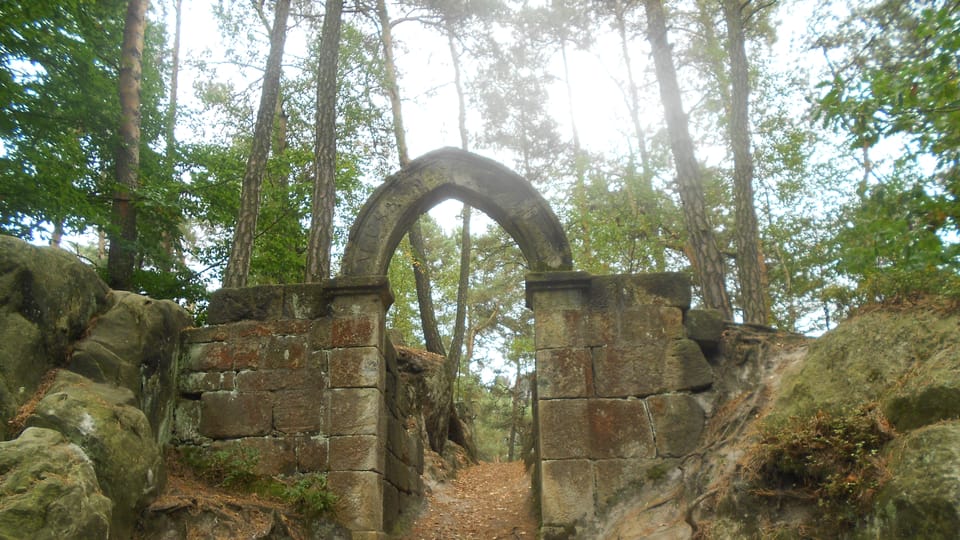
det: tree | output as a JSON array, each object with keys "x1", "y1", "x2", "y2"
[
  {"x1": 305, "y1": 0, "x2": 345, "y2": 282},
  {"x1": 815, "y1": 0, "x2": 960, "y2": 244},
  {"x1": 643, "y1": 0, "x2": 733, "y2": 318},
  {"x1": 375, "y1": 0, "x2": 446, "y2": 356},
  {"x1": 222, "y1": 0, "x2": 291, "y2": 288},
  {"x1": 105, "y1": 0, "x2": 148, "y2": 290},
  {"x1": 723, "y1": 0, "x2": 770, "y2": 324}
]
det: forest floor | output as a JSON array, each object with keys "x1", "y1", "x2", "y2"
[{"x1": 399, "y1": 461, "x2": 539, "y2": 540}]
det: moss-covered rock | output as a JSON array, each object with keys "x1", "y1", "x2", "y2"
[
  {"x1": 25, "y1": 370, "x2": 162, "y2": 540},
  {"x1": 0, "y1": 236, "x2": 110, "y2": 439},
  {"x1": 881, "y1": 343, "x2": 960, "y2": 431},
  {"x1": 769, "y1": 309, "x2": 960, "y2": 424},
  {"x1": 865, "y1": 421, "x2": 960, "y2": 539},
  {"x1": 0, "y1": 427, "x2": 112, "y2": 539},
  {"x1": 69, "y1": 290, "x2": 192, "y2": 441}
]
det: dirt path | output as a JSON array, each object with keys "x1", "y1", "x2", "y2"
[{"x1": 400, "y1": 461, "x2": 538, "y2": 540}]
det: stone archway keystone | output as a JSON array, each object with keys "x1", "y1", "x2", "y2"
[{"x1": 339, "y1": 147, "x2": 573, "y2": 276}]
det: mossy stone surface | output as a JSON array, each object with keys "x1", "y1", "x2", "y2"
[
  {"x1": 866, "y1": 421, "x2": 960, "y2": 539},
  {"x1": 0, "y1": 427, "x2": 112, "y2": 539}
]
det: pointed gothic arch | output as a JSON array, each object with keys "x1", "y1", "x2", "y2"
[{"x1": 339, "y1": 147, "x2": 573, "y2": 277}]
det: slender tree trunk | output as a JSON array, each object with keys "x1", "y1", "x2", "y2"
[
  {"x1": 614, "y1": 0, "x2": 651, "y2": 185},
  {"x1": 643, "y1": 0, "x2": 732, "y2": 319},
  {"x1": 166, "y1": 0, "x2": 182, "y2": 162},
  {"x1": 376, "y1": 0, "x2": 445, "y2": 355},
  {"x1": 560, "y1": 39, "x2": 595, "y2": 269},
  {"x1": 723, "y1": 0, "x2": 769, "y2": 324},
  {"x1": 222, "y1": 0, "x2": 291, "y2": 288},
  {"x1": 305, "y1": 0, "x2": 344, "y2": 282},
  {"x1": 507, "y1": 367, "x2": 521, "y2": 462},
  {"x1": 446, "y1": 28, "x2": 471, "y2": 378},
  {"x1": 107, "y1": 0, "x2": 148, "y2": 290}
]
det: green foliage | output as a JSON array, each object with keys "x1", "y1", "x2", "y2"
[
  {"x1": 180, "y1": 446, "x2": 336, "y2": 517},
  {"x1": 815, "y1": 0, "x2": 960, "y2": 243},
  {"x1": 748, "y1": 404, "x2": 894, "y2": 533},
  {"x1": 181, "y1": 445, "x2": 261, "y2": 490},
  {"x1": 827, "y1": 170, "x2": 960, "y2": 307},
  {"x1": 281, "y1": 473, "x2": 338, "y2": 518}
]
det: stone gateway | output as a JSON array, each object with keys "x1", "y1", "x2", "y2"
[{"x1": 175, "y1": 148, "x2": 719, "y2": 538}]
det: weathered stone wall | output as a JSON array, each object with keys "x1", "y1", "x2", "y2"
[
  {"x1": 527, "y1": 271, "x2": 718, "y2": 538},
  {"x1": 173, "y1": 281, "x2": 423, "y2": 539}
]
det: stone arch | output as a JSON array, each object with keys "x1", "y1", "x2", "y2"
[{"x1": 339, "y1": 147, "x2": 573, "y2": 277}]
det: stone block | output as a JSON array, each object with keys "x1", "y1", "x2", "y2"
[
  {"x1": 172, "y1": 399, "x2": 204, "y2": 443},
  {"x1": 534, "y1": 310, "x2": 585, "y2": 349},
  {"x1": 586, "y1": 311, "x2": 617, "y2": 346},
  {"x1": 211, "y1": 437, "x2": 297, "y2": 476},
  {"x1": 234, "y1": 320, "x2": 275, "y2": 338},
  {"x1": 663, "y1": 339, "x2": 713, "y2": 392},
  {"x1": 330, "y1": 347, "x2": 384, "y2": 389},
  {"x1": 199, "y1": 391, "x2": 272, "y2": 438},
  {"x1": 182, "y1": 342, "x2": 237, "y2": 372},
  {"x1": 332, "y1": 315, "x2": 380, "y2": 347},
  {"x1": 537, "y1": 348, "x2": 594, "y2": 399},
  {"x1": 588, "y1": 273, "x2": 690, "y2": 310},
  {"x1": 539, "y1": 399, "x2": 589, "y2": 459},
  {"x1": 684, "y1": 309, "x2": 725, "y2": 352},
  {"x1": 295, "y1": 435, "x2": 329, "y2": 472},
  {"x1": 329, "y1": 388, "x2": 384, "y2": 436},
  {"x1": 208, "y1": 285, "x2": 284, "y2": 324},
  {"x1": 259, "y1": 335, "x2": 308, "y2": 369},
  {"x1": 646, "y1": 394, "x2": 704, "y2": 457},
  {"x1": 180, "y1": 325, "x2": 229, "y2": 344},
  {"x1": 282, "y1": 283, "x2": 330, "y2": 319},
  {"x1": 594, "y1": 458, "x2": 664, "y2": 508},
  {"x1": 178, "y1": 371, "x2": 235, "y2": 393},
  {"x1": 383, "y1": 481, "x2": 401, "y2": 532},
  {"x1": 309, "y1": 318, "x2": 333, "y2": 349},
  {"x1": 273, "y1": 388, "x2": 327, "y2": 434},
  {"x1": 619, "y1": 306, "x2": 685, "y2": 344},
  {"x1": 330, "y1": 435, "x2": 384, "y2": 472},
  {"x1": 235, "y1": 368, "x2": 324, "y2": 392},
  {"x1": 588, "y1": 399, "x2": 655, "y2": 459},
  {"x1": 540, "y1": 459, "x2": 594, "y2": 526},
  {"x1": 592, "y1": 345, "x2": 666, "y2": 398},
  {"x1": 326, "y1": 471, "x2": 383, "y2": 532}
]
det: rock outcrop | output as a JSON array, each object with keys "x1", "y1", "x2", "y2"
[
  {"x1": 0, "y1": 236, "x2": 110, "y2": 439},
  {"x1": 0, "y1": 427, "x2": 113, "y2": 539},
  {"x1": 0, "y1": 235, "x2": 191, "y2": 539},
  {"x1": 594, "y1": 304, "x2": 960, "y2": 539}
]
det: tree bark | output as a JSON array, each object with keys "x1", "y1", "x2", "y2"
[
  {"x1": 107, "y1": 0, "x2": 148, "y2": 291},
  {"x1": 446, "y1": 28, "x2": 471, "y2": 378},
  {"x1": 643, "y1": 0, "x2": 733, "y2": 319},
  {"x1": 222, "y1": 0, "x2": 291, "y2": 288},
  {"x1": 305, "y1": 0, "x2": 344, "y2": 282},
  {"x1": 723, "y1": 0, "x2": 769, "y2": 324},
  {"x1": 376, "y1": 0, "x2": 446, "y2": 355},
  {"x1": 613, "y1": 0, "x2": 651, "y2": 186}
]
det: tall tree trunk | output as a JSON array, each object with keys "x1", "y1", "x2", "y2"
[
  {"x1": 107, "y1": 0, "x2": 148, "y2": 291},
  {"x1": 446, "y1": 28, "x2": 471, "y2": 379},
  {"x1": 305, "y1": 0, "x2": 344, "y2": 282},
  {"x1": 643, "y1": 0, "x2": 733, "y2": 319},
  {"x1": 160, "y1": 0, "x2": 183, "y2": 269},
  {"x1": 613, "y1": 0, "x2": 651, "y2": 186},
  {"x1": 376, "y1": 0, "x2": 445, "y2": 356},
  {"x1": 222, "y1": 0, "x2": 291, "y2": 288},
  {"x1": 723, "y1": 0, "x2": 769, "y2": 324},
  {"x1": 560, "y1": 39, "x2": 595, "y2": 269},
  {"x1": 166, "y1": 0, "x2": 182, "y2": 162}
]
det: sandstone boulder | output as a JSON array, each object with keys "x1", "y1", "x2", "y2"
[
  {"x1": 69, "y1": 290, "x2": 192, "y2": 441},
  {"x1": 867, "y1": 421, "x2": 960, "y2": 539},
  {"x1": 0, "y1": 235, "x2": 110, "y2": 438},
  {"x1": 0, "y1": 427, "x2": 112, "y2": 539},
  {"x1": 25, "y1": 370, "x2": 162, "y2": 540}
]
